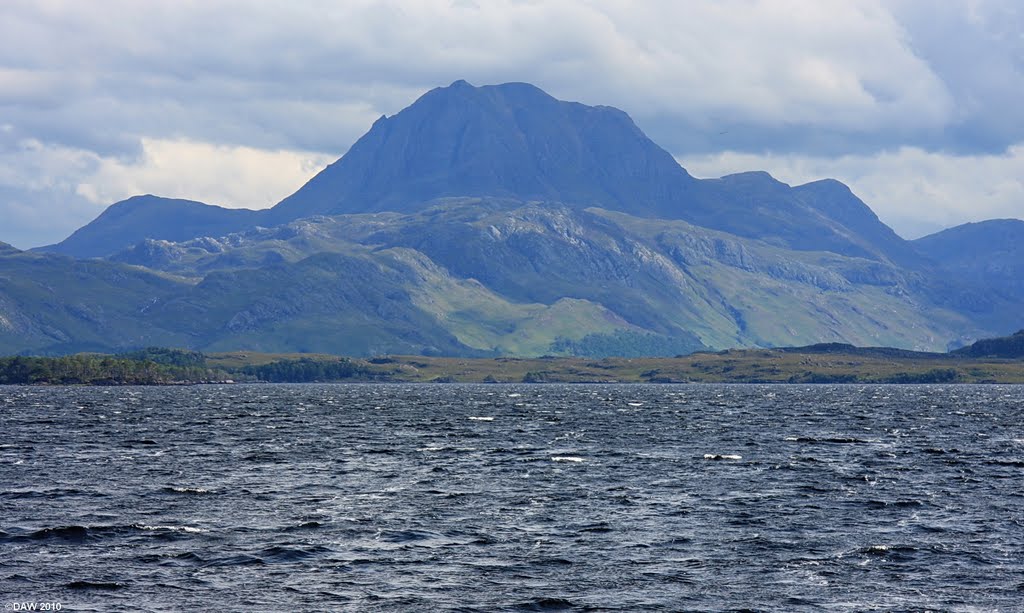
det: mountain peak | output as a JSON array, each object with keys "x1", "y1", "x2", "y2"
[
  {"x1": 259, "y1": 80, "x2": 920, "y2": 266},
  {"x1": 441, "y1": 79, "x2": 551, "y2": 98},
  {"x1": 266, "y1": 80, "x2": 696, "y2": 223},
  {"x1": 718, "y1": 171, "x2": 790, "y2": 190},
  {"x1": 411, "y1": 79, "x2": 562, "y2": 115}
]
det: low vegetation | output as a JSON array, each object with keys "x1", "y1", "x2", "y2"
[
  {"x1": 0, "y1": 352, "x2": 228, "y2": 385},
  {"x1": 239, "y1": 356, "x2": 372, "y2": 382},
  {"x1": 3, "y1": 337, "x2": 1024, "y2": 385}
]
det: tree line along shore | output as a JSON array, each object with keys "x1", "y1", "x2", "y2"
[{"x1": 2, "y1": 337, "x2": 1024, "y2": 385}]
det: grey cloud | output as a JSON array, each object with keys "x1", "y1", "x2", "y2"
[
  {"x1": 1, "y1": 0, "x2": 1023, "y2": 248},
  {"x1": 891, "y1": 0, "x2": 1024, "y2": 153},
  {"x1": 0, "y1": 185, "x2": 100, "y2": 250},
  {"x1": 3, "y1": 0, "x2": 996, "y2": 157}
]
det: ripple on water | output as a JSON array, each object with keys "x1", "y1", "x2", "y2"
[{"x1": 0, "y1": 383, "x2": 1021, "y2": 610}]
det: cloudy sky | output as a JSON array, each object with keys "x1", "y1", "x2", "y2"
[{"x1": 1, "y1": 0, "x2": 1022, "y2": 248}]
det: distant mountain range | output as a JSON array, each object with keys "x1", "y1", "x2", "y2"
[{"x1": 1, "y1": 80, "x2": 1020, "y2": 356}]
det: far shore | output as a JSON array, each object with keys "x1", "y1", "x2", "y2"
[{"x1": 4, "y1": 344, "x2": 1024, "y2": 386}]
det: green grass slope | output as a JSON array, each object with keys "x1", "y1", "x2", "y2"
[
  {"x1": 0, "y1": 251, "x2": 190, "y2": 354},
  {"x1": 110, "y1": 198, "x2": 982, "y2": 354}
]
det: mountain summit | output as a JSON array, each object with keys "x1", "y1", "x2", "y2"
[{"x1": 267, "y1": 80, "x2": 699, "y2": 223}]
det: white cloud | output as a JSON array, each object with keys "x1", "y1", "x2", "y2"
[
  {"x1": 0, "y1": 137, "x2": 332, "y2": 248},
  {"x1": 678, "y1": 145, "x2": 1024, "y2": 239},
  {"x1": 568, "y1": 1, "x2": 951, "y2": 130},
  {"x1": 76, "y1": 138, "x2": 334, "y2": 210}
]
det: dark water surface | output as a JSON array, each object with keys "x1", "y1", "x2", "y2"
[{"x1": 1, "y1": 384, "x2": 1023, "y2": 611}]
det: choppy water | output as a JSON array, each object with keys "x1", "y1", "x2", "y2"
[{"x1": 1, "y1": 384, "x2": 1023, "y2": 612}]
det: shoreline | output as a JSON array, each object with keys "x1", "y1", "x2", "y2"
[{"x1": 4, "y1": 347, "x2": 1024, "y2": 385}]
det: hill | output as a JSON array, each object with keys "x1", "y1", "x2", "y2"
[
  {"x1": 41, "y1": 195, "x2": 262, "y2": 259},
  {"x1": 0, "y1": 249, "x2": 190, "y2": 354},
  {"x1": 914, "y1": 219, "x2": 1024, "y2": 300},
  {"x1": 952, "y1": 329, "x2": 1024, "y2": 358}
]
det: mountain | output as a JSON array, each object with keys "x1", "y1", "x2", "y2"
[
  {"x1": 791, "y1": 179, "x2": 928, "y2": 267},
  {"x1": 10, "y1": 80, "x2": 1023, "y2": 356},
  {"x1": 267, "y1": 80, "x2": 920, "y2": 266},
  {"x1": 42, "y1": 195, "x2": 262, "y2": 259},
  {"x1": 688, "y1": 172, "x2": 929, "y2": 267},
  {"x1": 43, "y1": 81, "x2": 922, "y2": 269},
  {"x1": 914, "y1": 219, "x2": 1024, "y2": 298},
  {"x1": 267, "y1": 80, "x2": 699, "y2": 223}
]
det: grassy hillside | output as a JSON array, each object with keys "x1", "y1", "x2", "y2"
[
  {"x1": 110, "y1": 200, "x2": 986, "y2": 354},
  {"x1": 0, "y1": 251, "x2": 191, "y2": 354},
  {"x1": 8, "y1": 202, "x2": 1010, "y2": 359}
]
